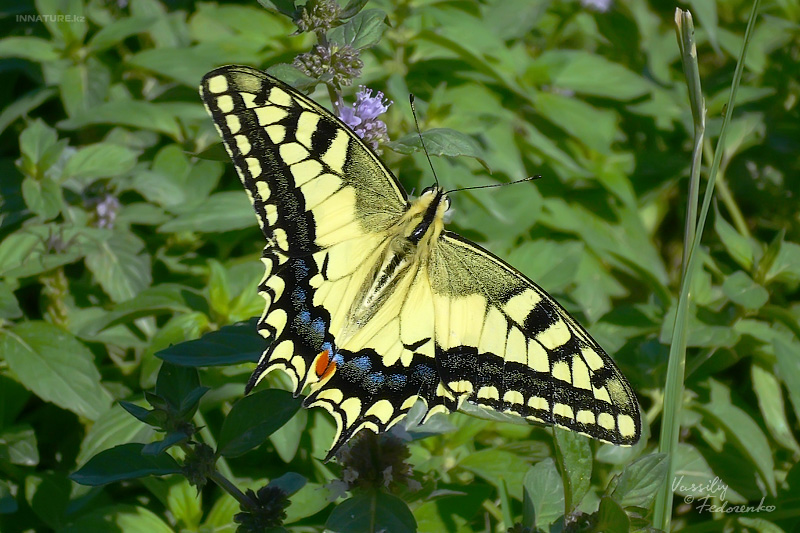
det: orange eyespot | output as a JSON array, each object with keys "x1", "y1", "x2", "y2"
[{"x1": 314, "y1": 349, "x2": 336, "y2": 379}]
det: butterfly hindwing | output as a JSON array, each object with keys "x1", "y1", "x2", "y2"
[{"x1": 429, "y1": 233, "x2": 641, "y2": 445}]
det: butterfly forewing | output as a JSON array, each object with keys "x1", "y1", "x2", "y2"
[{"x1": 200, "y1": 65, "x2": 641, "y2": 460}]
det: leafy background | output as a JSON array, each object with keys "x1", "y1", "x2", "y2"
[{"x1": 1, "y1": 0, "x2": 799, "y2": 531}]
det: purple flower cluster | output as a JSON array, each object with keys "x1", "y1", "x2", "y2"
[{"x1": 338, "y1": 86, "x2": 392, "y2": 150}]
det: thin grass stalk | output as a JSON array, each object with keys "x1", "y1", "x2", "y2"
[{"x1": 653, "y1": 2, "x2": 761, "y2": 530}]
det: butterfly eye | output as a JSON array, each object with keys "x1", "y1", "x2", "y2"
[
  {"x1": 443, "y1": 196, "x2": 451, "y2": 210},
  {"x1": 421, "y1": 185, "x2": 436, "y2": 196}
]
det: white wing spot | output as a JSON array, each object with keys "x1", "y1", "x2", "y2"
[
  {"x1": 216, "y1": 94, "x2": 234, "y2": 113},
  {"x1": 245, "y1": 157, "x2": 262, "y2": 179},
  {"x1": 266, "y1": 124, "x2": 286, "y2": 144},
  {"x1": 225, "y1": 115, "x2": 241, "y2": 134},
  {"x1": 255, "y1": 181, "x2": 270, "y2": 202},
  {"x1": 280, "y1": 142, "x2": 308, "y2": 166},
  {"x1": 296, "y1": 111, "x2": 321, "y2": 148},
  {"x1": 552, "y1": 361, "x2": 571, "y2": 383},
  {"x1": 321, "y1": 130, "x2": 349, "y2": 173},
  {"x1": 290, "y1": 159, "x2": 324, "y2": 187},
  {"x1": 537, "y1": 319, "x2": 571, "y2": 350},
  {"x1": 268, "y1": 87, "x2": 293, "y2": 107},
  {"x1": 206, "y1": 75, "x2": 228, "y2": 93},
  {"x1": 255, "y1": 106, "x2": 288, "y2": 126},
  {"x1": 235, "y1": 135, "x2": 251, "y2": 156},
  {"x1": 553, "y1": 403, "x2": 574, "y2": 419},
  {"x1": 598, "y1": 412, "x2": 616, "y2": 431}
]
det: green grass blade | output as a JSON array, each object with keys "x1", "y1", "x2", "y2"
[{"x1": 653, "y1": 2, "x2": 762, "y2": 530}]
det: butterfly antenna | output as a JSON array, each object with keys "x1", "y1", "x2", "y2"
[
  {"x1": 445, "y1": 175, "x2": 542, "y2": 195},
  {"x1": 410, "y1": 94, "x2": 439, "y2": 188}
]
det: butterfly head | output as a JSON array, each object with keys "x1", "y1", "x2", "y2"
[{"x1": 404, "y1": 186, "x2": 449, "y2": 246}]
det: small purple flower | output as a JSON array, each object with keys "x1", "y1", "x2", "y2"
[
  {"x1": 338, "y1": 86, "x2": 392, "y2": 150},
  {"x1": 95, "y1": 194, "x2": 121, "y2": 229},
  {"x1": 581, "y1": 0, "x2": 612, "y2": 12}
]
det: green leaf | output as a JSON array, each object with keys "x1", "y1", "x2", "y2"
[
  {"x1": 269, "y1": 472, "x2": 306, "y2": 496},
  {"x1": 751, "y1": 363, "x2": 800, "y2": 454},
  {"x1": 156, "y1": 319, "x2": 263, "y2": 367},
  {"x1": 0, "y1": 424, "x2": 39, "y2": 466},
  {"x1": 142, "y1": 431, "x2": 189, "y2": 455},
  {"x1": 158, "y1": 191, "x2": 254, "y2": 233},
  {"x1": 699, "y1": 380, "x2": 776, "y2": 495},
  {"x1": 773, "y1": 338, "x2": 800, "y2": 426},
  {"x1": 58, "y1": 504, "x2": 174, "y2": 533},
  {"x1": 257, "y1": 0, "x2": 296, "y2": 18},
  {"x1": 534, "y1": 92, "x2": 617, "y2": 153},
  {"x1": 593, "y1": 496, "x2": 630, "y2": 533},
  {"x1": 715, "y1": 208, "x2": 755, "y2": 270},
  {"x1": 532, "y1": 50, "x2": 651, "y2": 100},
  {"x1": 326, "y1": 491, "x2": 416, "y2": 533},
  {"x1": 155, "y1": 363, "x2": 202, "y2": 415},
  {"x1": 59, "y1": 60, "x2": 112, "y2": 118},
  {"x1": 18, "y1": 119, "x2": 59, "y2": 169},
  {"x1": 341, "y1": 0, "x2": 370, "y2": 19},
  {"x1": 63, "y1": 143, "x2": 138, "y2": 182},
  {"x1": 766, "y1": 241, "x2": 800, "y2": 285},
  {"x1": 86, "y1": 284, "x2": 200, "y2": 333},
  {"x1": 84, "y1": 230, "x2": 152, "y2": 303},
  {"x1": 328, "y1": 9, "x2": 388, "y2": 50},
  {"x1": 608, "y1": 453, "x2": 668, "y2": 508},
  {"x1": 458, "y1": 448, "x2": 528, "y2": 494},
  {"x1": 0, "y1": 282, "x2": 22, "y2": 319},
  {"x1": 217, "y1": 389, "x2": 302, "y2": 457},
  {"x1": 722, "y1": 271, "x2": 769, "y2": 310},
  {"x1": 70, "y1": 443, "x2": 181, "y2": 486},
  {"x1": 58, "y1": 101, "x2": 182, "y2": 139},
  {"x1": 21, "y1": 176, "x2": 63, "y2": 220},
  {"x1": 87, "y1": 15, "x2": 158, "y2": 52},
  {"x1": 388, "y1": 128, "x2": 489, "y2": 171},
  {"x1": 0, "y1": 87, "x2": 57, "y2": 136},
  {"x1": 0, "y1": 37, "x2": 59, "y2": 61},
  {"x1": 208, "y1": 260, "x2": 232, "y2": 317},
  {"x1": 25, "y1": 472, "x2": 71, "y2": 530},
  {"x1": 76, "y1": 403, "x2": 156, "y2": 467},
  {"x1": 554, "y1": 428, "x2": 592, "y2": 512},
  {"x1": 285, "y1": 481, "x2": 331, "y2": 523},
  {"x1": 0, "y1": 322, "x2": 111, "y2": 421},
  {"x1": 0, "y1": 479, "x2": 17, "y2": 514},
  {"x1": 522, "y1": 458, "x2": 564, "y2": 529}
]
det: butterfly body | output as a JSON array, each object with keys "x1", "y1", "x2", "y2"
[{"x1": 200, "y1": 66, "x2": 641, "y2": 460}]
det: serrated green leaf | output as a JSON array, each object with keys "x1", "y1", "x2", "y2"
[
  {"x1": 87, "y1": 15, "x2": 158, "y2": 52},
  {"x1": 593, "y1": 496, "x2": 630, "y2": 533},
  {"x1": 85, "y1": 230, "x2": 152, "y2": 303},
  {"x1": 0, "y1": 322, "x2": 111, "y2": 420},
  {"x1": 63, "y1": 143, "x2": 137, "y2": 182},
  {"x1": 533, "y1": 50, "x2": 651, "y2": 100},
  {"x1": 722, "y1": 271, "x2": 769, "y2": 310},
  {"x1": 388, "y1": 128, "x2": 489, "y2": 171},
  {"x1": 328, "y1": 9, "x2": 387, "y2": 50},
  {"x1": 158, "y1": 191, "x2": 254, "y2": 233},
  {"x1": 58, "y1": 101, "x2": 182, "y2": 139},
  {"x1": 0, "y1": 37, "x2": 59, "y2": 61},
  {"x1": 609, "y1": 453, "x2": 668, "y2": 508},
  {"x1": 714, "y1": 209, "x2": 755, "y2": 270},
  {"x1": 554, "y1": 428, "x2": 592, "y2": 512},
  {"x1": 21, "y1": 176, "x2": 63, "y2": 220},
  {"x1": 0, "y1": 425, "x2": 39, "y2": 466},
  {"x1": 522, "y1": 458, "x2": 564, "y2": 529}
]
